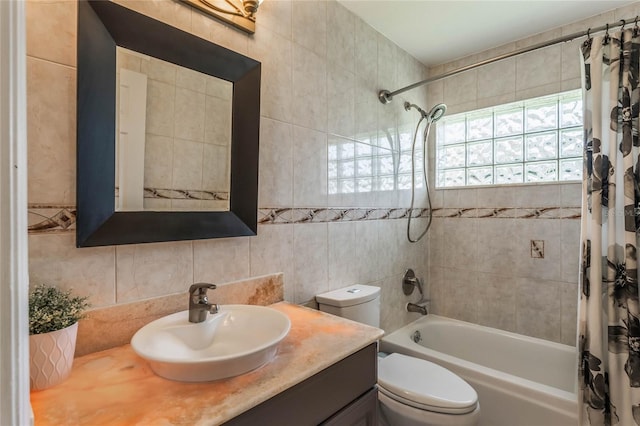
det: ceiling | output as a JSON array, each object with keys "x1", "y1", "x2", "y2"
[{"x1": 338, "y1": 0, "x2": 637, "y2": 66}]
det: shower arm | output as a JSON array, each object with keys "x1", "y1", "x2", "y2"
[{"x1": 378, "y1": 16, "x2": 637, "y2": 104}]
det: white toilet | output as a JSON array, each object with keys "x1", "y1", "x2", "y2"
[{"x1": 316, "y1": 284, "x2": 480, "y2": 426}]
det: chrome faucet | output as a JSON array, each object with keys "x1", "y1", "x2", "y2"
[
  {"x1": 406, "y1": 302, "x2": 428, "y2": 315},
  {"x1": 403, "y1": 269, "x2": 429, "y2": 315},
  {"x1": 188, "y1": 283, "x2": 219, "y2": 323}
]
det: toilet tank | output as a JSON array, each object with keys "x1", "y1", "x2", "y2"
[{"x1": 316, "y1": 285, "x2": 380, "y2": 328}]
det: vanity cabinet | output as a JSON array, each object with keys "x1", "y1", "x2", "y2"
[{"x1": 224, "y1": 343, "x2": 378, "y2": 426}]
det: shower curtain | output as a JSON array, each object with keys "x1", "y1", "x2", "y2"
[{"x1": 579, "y1": 29, "x2": 640, "y2": 425}]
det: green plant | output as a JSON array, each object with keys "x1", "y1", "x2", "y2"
[{"x1": 29, "y1": 284, "x2": 90, "y2": 335}]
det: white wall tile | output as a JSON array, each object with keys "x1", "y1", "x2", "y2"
[
  {"x1": 477, "y1": 272, "x2": 516, "y2": 332},
  {"x1": 293, "y1": 223, "x2": 328, "y2": 303},
  {"x1": 27, "y1": 57, "x2": 76, "y2": 205},
  {"x1": 328, "y1": 222, "x2": 358, "y2": 290},
  {"x1": 292, "y1": 0, "x2": 326, "y2": 59},
  {"x1": 516, "y1": 278, "x2": 561, "y2": 342},
  {"x1": 259, "y1": 118, "x2": 293, "y2": 207},
  {"x1": 292, "y1": 45, "x2": 328, "y2": 131},
  {"x1": 26, "y1": 0, "x2": 77, "y2": 66},
  {"x1": 193, "y1": 237, "x2": 251, "y2": 285},
  {"x1": 327, "y1": 1, "x2": 355, "y2": 72},
  {"x1": 247, "y1": 24, "x2": 293, "y2": 122},
  {"x1": 115, "y1": 241, "x2": 193, "y2": 303},
  {"x1": 515, "y1": 45, "x2": 563, "y2": 92},
  {"x1": 293, "y1": 125, "x2": 328, "y2": 207},
  {"x1": 443, "y1": 70, "x2": 477, "y2": 107},
  {"x1": 249, "y1": 224, "x2": 295, "y2": 301},
  {"x1": 29, "y1": 234, "x2": 116, "y2": 308}
]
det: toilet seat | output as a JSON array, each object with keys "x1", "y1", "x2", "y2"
[{"x1": 378, "y1": 353, "x2": 478, "y2": 415}]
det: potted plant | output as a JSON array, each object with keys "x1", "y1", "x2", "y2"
[{"x1": 29, "y1": 284, "x2": 89, "y2": 391}]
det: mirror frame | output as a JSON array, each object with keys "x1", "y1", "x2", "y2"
[{"x1": 77, "y1": 0, "x2": 260, "y2": 247}]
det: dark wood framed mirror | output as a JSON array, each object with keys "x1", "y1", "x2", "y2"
[{"x1": 77, "y1": 0, "x2": 260, "y2": 247}]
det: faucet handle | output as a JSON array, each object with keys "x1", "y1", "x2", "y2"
[{"x1": 189, "y1": 283, "x2": 217, "y2": 295}]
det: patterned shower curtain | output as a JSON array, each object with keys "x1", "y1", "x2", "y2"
[{"x1": 579, "y1": 29, "x2": 640, "y2": 425}]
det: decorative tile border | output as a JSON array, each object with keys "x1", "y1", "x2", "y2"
[
  {"x1": 432, "y1": 207, "x2": 581, "y2": 220},
  {"x1": 28, "y1": 205, "x2": 77, "y2": 234},
  {"x1": 115, "y1": 187, "x2": 229, "y2": 201},
  {"x1": 258, "y1": 207, "x2": 430, "y2": 224},
  {"x1": 27, "y1": 205, "x2": 582, "y2": 234}
]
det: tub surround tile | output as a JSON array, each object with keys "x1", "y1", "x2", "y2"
[
  {"x1": 380, "y1": 274, "x2": 417, "y2": 333},
  {"x1": 476, "y1": 219, "x2": 517, "y2": 275},
  {"x1": 32, "y1": 302, "x2": 384, "y2": 426},
  {"x1": 439, "y1": 268, "x2": 479, "y2": 324},
  {"x1": 516, "y1": 278, "x2": 562, "y2": 342},
  {"x1": 443, "y1": 70, "x2": 478, "y2": 107},
  {"x1": 477, "y1": 57, "x2": 516, "y2": 99},
  {"x1": 76, "y1": 273, "x2": 284, "y2": 356},
  {"x1": 560, "y1": 283, "x2": 579, "y2": 346},
  {"x1": 476, "y1": 273, "x2": 517, "y2": 332}
]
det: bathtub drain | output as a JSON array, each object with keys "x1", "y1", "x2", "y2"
[{"x1": 412, "y1": 330, "x2": 422, "y2": 343}]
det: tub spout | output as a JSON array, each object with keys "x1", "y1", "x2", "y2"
[{"x1": 407, "y1": 302, "x2": 428, "y2": 315}]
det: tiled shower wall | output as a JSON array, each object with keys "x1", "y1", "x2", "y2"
[
  {"x1": 425, "y1": 2, "x2": 640, "y2": 346},
  {"x1": 26, "y1": 0, "x2": 431, "y2": 335}
]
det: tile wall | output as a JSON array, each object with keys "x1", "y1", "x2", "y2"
[
  {"x1": 28, "y1": 0, "x2": 636, "y2": 348},
  {"x1": 26, "y1": 0, "x2": 432, "y2": 336},
  {"x1": 425, "y1": 2, "x2": 640, "y2": 345}
]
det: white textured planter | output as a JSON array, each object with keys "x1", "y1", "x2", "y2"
[{"x1": 29, "y1": 322, "x2": 78, "y2": 391}]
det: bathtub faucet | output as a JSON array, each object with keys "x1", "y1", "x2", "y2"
[{"x1": 406, "y1": 302, "x2": 428, "y2": 315}]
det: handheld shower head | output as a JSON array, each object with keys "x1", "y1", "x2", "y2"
[
  {"x1": 428, "y1": 103, "x2": 447, "y2": 122},
  {"x1": 404, "y1": 101, "x2": 447, "y2": 123}
]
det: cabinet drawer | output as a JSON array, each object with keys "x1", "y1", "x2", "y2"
[
  {"x1": 224, "y1": 343, "x2": 377, "y2": 426},
  {"x1": 321, "y1": 387, "x2": 378, "y2": 426}
]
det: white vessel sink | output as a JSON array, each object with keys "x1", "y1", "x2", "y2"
[{"x1": 131, "y1": 304, "x2": 291, "y2": 382}]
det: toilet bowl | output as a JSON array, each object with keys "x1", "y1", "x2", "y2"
[
  {"x1": 316, "y1": 285, "x2": 480, "y2": 426},
  {"x1": 378, "y1": 353, "x2": 480, "y2": 426}
]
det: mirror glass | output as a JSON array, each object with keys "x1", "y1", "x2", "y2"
[
  {"x1": 115, "y1": 47, "x2": 232, "y2": 212},
  {"x1": 77, "y1": 0, "x2": 260, "y2": 247}
]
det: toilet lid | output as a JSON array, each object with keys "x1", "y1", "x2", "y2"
[{"x1": 378, "y1": 353, "x2": 478, "y2": 415}]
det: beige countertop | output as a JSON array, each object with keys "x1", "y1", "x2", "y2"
[{"x1": 30, "y1": 302, "x2": 384, "y2": 425}]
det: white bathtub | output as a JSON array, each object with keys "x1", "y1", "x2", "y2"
[{"x1": 379, "y1": 315, "x2": 578, "y2": 426}]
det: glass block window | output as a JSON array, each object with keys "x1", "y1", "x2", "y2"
[
  {"x1": 328, "y1": 123, "x2": 423, "y2": 195},
  {"x1": 436, "y1": 90, "x2": 583, "y2": 188}
]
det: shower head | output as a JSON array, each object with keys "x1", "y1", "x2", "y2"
[
  {"x1": 404, "y1": 101, "x2": 447, "y2": 123},
  {"x1": 427, "y1": 103, "x2": 447, "y2": 122}
]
